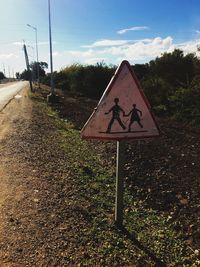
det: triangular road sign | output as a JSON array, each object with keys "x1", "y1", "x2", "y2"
[{"x1": 81, "y1": 60, "x2": 160, "y2": 140}]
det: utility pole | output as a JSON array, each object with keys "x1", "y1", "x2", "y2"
[
  {"x1": 27, "y1": 24, "x2": 40, "y2": 88},
  {"x1": 23, "y1": 43, "x2": 33, "y2": 92},
  {"x1": 8, "y1": 66, "x2": 10, "y2": 78},
  {"x1": 28, "y1": 45, "x2": 36, "y2": 82},
  {"x1": 2, "y1": 63, "x2": 5, "y2": 77}
]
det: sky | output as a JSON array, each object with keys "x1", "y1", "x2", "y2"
[{"x1": 0, "y1": 0, "x2": 200, "y2": 76}]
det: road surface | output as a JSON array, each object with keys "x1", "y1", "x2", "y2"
[{"x1": 0, "y1": 81, "x2": 28, "y2": 111}]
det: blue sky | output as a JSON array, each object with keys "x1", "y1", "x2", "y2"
[{"x1": 0, "y1": 0, "x2": 200, "y2": 76}]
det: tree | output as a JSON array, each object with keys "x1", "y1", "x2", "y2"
[
  {"x1": 19, "y1": 70, "x2": 30, "y2": 80},
  {"x1": 141, "y1": 76, "x2": 171, "y2": 115},
  {"x1": 55, "y1": 63, "x2": 115, "y2": 98},
  {"x1": 30, "y1": 61, "x2": 48, "y2": 80},
  {"x1": 169, "y1": 86, "x2": 200, "y2": 123},
  {"x1": 149, "y1": 49, "x2": 197, "y2": 88},
  {"x1": 16, "y1": 72, "x2": 20, "y2": 79},
  {"x1": 0, "y1": 72, "x2": 5, "y2": 80},
  {"x1": 133, "y1": 63, "x2": 150, "y2": 81}
]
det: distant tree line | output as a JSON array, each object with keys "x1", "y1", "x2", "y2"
[{"x1": 18, "y1": 49, "x2": 200, "y2": 124}]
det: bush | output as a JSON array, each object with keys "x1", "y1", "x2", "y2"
[
  {"x1": 169, "y1": 86, "x2": 200, "y2": 124},
  {"x1": 40, "y1": 48, "x2": 200, "y2": 124},
  {"x1": 43, "y1": 63, "x2": 116, "y2": 99}
]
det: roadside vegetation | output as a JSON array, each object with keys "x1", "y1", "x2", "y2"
[
  {"x1": 41, "y1": 48, "x2": 200, "y2": 125},
  {"x1": 25, "y1": 87, "x2": 200, "y2": 266},
  {"x1": 17, "y1": 48, "x2": 200, "y2": 124}
]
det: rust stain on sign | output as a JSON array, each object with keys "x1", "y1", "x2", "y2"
[{"x1": 81, "y1": 60, "x2": 160, "y2": 140}]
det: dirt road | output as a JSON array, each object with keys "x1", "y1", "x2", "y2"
[
  {"x1": 0, "y1": 87, "x2": 65, "y2": 266},
  {"x1": 0, "y1": 81, "x2": 28, "y2": 111},
  {"x1": 0, "y1": 87, "x2": 30, "y2": 204},
  {"x1": 0, "y1": 87, "x2": 84, "y2": 266},
  {"x1": 0, "y1": 87, "x2": 32, "y2": 265}
]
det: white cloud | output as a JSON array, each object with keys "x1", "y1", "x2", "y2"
[
  {"x1": 117, "y1": 26, "x2": 149, "y2": 35},
  {"x1": 13, "y1": 41, "x2": 56, "y2": 46},
  {"x1": 67, "y1": 49, "x2": 94, "y2": 57},
  {"x1": 81, "y1": 39, "x2": 131, "y2": 48},
  {"x1": 52, "y1": 49, "x2": 108, "y2": 69},
  {"x1": 13, "y1": 42, "x2": 24, "y2": 46},
  {"x1": 0, "y1": 53, "x2": 17, "y2": 59},
  {"x1": 38, "y1": 41, "x2": 57, "y2": 46},
  {"x1": 98, "y1": 36, "x2": 174, "y2": 61},
  {"x1": 48, "y1": 36, "x2": 200, "y2": 71},
  {"x1": 176, "y1": 39, "x2": 200, "y2": 54},
  {"x1": 38, "y1": 41, "x2": 49, "y2": 46},
  {"x1": 52, "y1": 51, "x2": 61, "y2": 57},
  {"x1": 82, "y1": 39, "x2": 154, "y2": 49}
]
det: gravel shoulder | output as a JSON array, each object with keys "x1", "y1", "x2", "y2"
[{"x1": 0, "y1": 87, "x2": 70, "y2": 266}]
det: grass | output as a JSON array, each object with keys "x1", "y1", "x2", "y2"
[{"x1": 30, "y1": 89, "x2": 200, "y2": 266}]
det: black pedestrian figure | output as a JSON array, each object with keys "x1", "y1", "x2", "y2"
[
  {"x1": 126, "y1": 104, "x2": 143, "y2": 131},
  {"x1": 105, "y1": 98, "x2": 126, "y2": 133}
]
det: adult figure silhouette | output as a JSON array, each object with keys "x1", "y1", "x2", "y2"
[{"x1": 105, "y1": 98, "x2": 126, "y2": 133}]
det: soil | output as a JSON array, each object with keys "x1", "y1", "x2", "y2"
[{"x1": 0, "y1": 86, "x2": 199, "y2": 266}]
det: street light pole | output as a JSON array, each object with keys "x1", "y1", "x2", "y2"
[
  {"x1": 27, "y1": 23, "x2": 40, "y2": 87},
  {"x1": 47, "y1": 0, "x2": 58, "y2": 102}
]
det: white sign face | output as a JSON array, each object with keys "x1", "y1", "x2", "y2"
[{"x1": 81, "y1": 60, "x2": 160, "y2": 140}]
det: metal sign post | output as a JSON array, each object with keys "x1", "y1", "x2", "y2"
[
  {"x1": 115, "y1": 140, "x2": 125, "y2": 226},
  {"x1": 48, "y1": 0, "x2": 54, "y2": 95}
]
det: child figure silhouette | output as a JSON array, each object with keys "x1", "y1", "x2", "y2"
[{"x1": 126, "y1": 104, "x2": 143, "y2": 132}]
